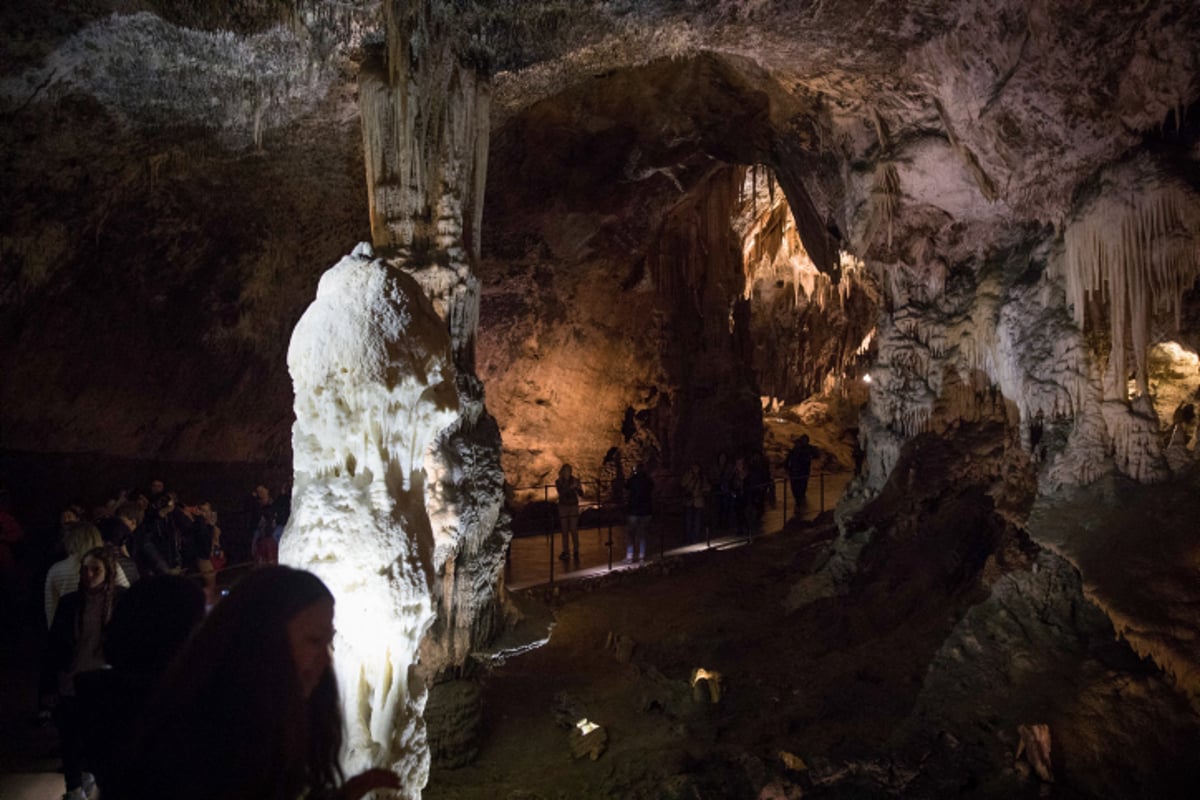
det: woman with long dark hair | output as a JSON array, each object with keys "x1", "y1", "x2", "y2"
[{"x1": 112, "y1": 565, "x2": 398, "y2": 800}]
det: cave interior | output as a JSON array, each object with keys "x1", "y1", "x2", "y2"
[{"x1": 3, "y1": 1, "x2": 1200, "y2": 798}]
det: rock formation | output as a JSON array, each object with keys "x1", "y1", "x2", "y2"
[
  {"x1": 281, "y1": 243, "x2": 457, "y2": 791},
  {"x1": 4, "y1": 1, "x2": 1200, "y2": 796}
]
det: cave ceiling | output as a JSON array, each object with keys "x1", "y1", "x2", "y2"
[{"x1": 2, "y1": 0, "x2": 1199, "y2": 470}]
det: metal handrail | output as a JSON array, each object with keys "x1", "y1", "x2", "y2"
[{"x1": 519, "y1": 470, "x2": 841, "y2": 585}]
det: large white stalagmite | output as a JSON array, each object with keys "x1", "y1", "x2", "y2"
[
  {"x1": 281, "y1": 242, "x2": 459, "y2": 795},
  {"x1": 280, "y1": 2, "x2": 508, "y2": 795}
]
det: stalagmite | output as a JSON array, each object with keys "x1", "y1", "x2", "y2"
[
  {"x1": 281, "y1": 242, "x2": 459, "y2": 793},
  {"x1": 283, "y1": 2, "x2": 508, "y2": 796}
]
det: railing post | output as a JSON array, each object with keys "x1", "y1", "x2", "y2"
[
  {"x1": 547, "y1": 483, "x2": 556, "y2": 583},
  {"x1": 607, "y1": 522, "x2": 613, "y2": 572},
  {"x1": 705, "y1": 489, "x2": 711, "y2": 548},
  {"x1": 782, "y1": 475, "x2": 788, "y2": 521},
  {"x1": 819, "y1": 472, "x2": 825, "y2": 514}
]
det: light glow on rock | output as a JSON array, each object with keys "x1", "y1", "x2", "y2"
[{"x1": 281, "y1": 242, "x2": 459, "y2": 798}]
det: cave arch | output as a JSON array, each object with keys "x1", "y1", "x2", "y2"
[{"x1": 477, "y1": 54, "x2": 880, "y2": 498}]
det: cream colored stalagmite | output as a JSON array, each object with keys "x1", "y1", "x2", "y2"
[
  {"x1": 283, "y1": 2, "x2": 507, "y2": 798},
  {"x1": 282, "y1": 244, "x2": 458, "y2": 792}
]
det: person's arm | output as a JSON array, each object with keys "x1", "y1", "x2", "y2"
[{"x1": 43, "y1": 567, "x2": 58, "y2": 628}]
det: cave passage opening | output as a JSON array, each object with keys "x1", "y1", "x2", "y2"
[{"x1": 476, "y1": 54, "x2": 881, "y2": 516}]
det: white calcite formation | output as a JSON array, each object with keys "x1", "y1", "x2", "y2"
[
  {"x1": 280, "y1": 242, "x2": 459, "y2": 794},
  {"x1": 854, "y1": 151, "x2": 1199, "y2": 488},
  {"x1": 356, "y1": 0, "x2": 511, "y2": 674},
  {"x1": 1062, "y1": 157, "x2": 1200, "y2": 399}
]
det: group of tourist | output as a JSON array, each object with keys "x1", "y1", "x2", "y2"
[
  {"x1": 45, "y1": 482, "x2": 229, "y2": 612},
  {"x1": 553, "y1": 436, "x2": 835, "y2": 565},
  {"x1": 6, "y1": 478, "x2": 400, "y2": 800}
]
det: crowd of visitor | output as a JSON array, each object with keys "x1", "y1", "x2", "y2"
[
  {"x1": 550, "y1": 436, "x2": 848, "y2": 565},
  {"x1": 0, "y1": 478, "x2": 325, "y2": 800},
  {"x1": 0, "y1": 433, "x2": 854, "y2": 799}
]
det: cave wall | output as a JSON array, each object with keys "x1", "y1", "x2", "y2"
[
  {"x1": 477, "y1": 60, "x2": 765, "y2": 495},
  {"x1": 0, "y1": 2, "x2": 372, "y2": 474}
]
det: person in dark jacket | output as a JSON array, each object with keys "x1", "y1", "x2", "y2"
[
  {"x1": 46, "y1": 547, "x2": 125, "y2": 800},
  {"x1": 110, "y1": 566, "x2": 400, "y2": 800},
  {"x1": 785, "y1": 435, "x2": 818, "y2": 512},
  {"x1": 624, "y1": 462, "x2": 654, "y2": 562},
  {"x1": 135, "y1": 493, "x2": 182, "y2": 576},
  {"x1": 75, "y1": 575, "x2": 206, "y2": 797}
]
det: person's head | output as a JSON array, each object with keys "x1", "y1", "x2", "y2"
[
  {"x1": 558, "y1": 463, "x2": 573, "y2": 480},
  {"x1": 254, "y1": 485, "x2": 272, "y2": 505},
  {"x1": 79, "y1": 546, "x2": 117, "y2": 593},
  {"x1": 116, "y1": 501, "x2": 143, "y2": 531},
  {"x1": 205, "y1": 566, "x2": 336, "y2": 701},
  {"x1": 105, "y1": 575, "x2": 206, "y2": 674},
  {"x1": 798, "y1": 434, "x2": 809, "y2": 445},
  {"x1": 74, "y1": 547, "x2": 122, "y2": 629},
  {"x1": 151, "y1": 492, "x2": 175, "y2": 518},
  {"x1": 197, "y1": 501, "x2": 217, "y2": 524},
  {"x1": 139, "y1": 566, "x2": 341, "y2": 797},
  {"x1": 62, "y1": 521, "x2": 103, "y2": 559},
  {"x1": 149, "y1": 479, "x2": 165, "y2": 496},
  {"x1": 60, "y1": 508, "x2": 80, "y2": 527}
]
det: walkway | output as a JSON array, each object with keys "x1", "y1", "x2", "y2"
[{"x1": 506, "y1": 472, "x2": 853, "y2": 589}]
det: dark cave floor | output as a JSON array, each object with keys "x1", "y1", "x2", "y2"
[
  {"x1": 3, "y1": 479, "x2": 1199, "y2": 799},
  {"x1": 428, "y1": 511, "x2": 1200, "y2": 800}
]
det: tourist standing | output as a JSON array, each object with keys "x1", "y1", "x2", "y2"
[
  {"x1": 555, "y1": 464, "x2": 585, "y2": 563},
  {"x1": 625, "y1": 463, "x2": 654, "y2": 562}
]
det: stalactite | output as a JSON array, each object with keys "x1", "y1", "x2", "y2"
[
  {"x1": 1063, "y1": 160, "x2": 1200, "y2": 399},
  {"x1": 876, "y1": 163, "x2": 900, "y2": 249}
]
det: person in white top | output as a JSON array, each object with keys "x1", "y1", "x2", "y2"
[{"x1": 44, "y1": 521, "x2": 129, "y2": 628}]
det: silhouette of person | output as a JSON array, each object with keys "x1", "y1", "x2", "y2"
[
  {"x1": 111, "y1": 566, "x2": 400, "y2": 800},
  {"x1": 555, "y1": 464, "x2": 585, "y2": 563},
  {"x1": 624, "y1": 463, "x2": 654, "y2": 562},
  {"x1": 785, "y1": 435, "x2": 817, "y2": 512}
]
